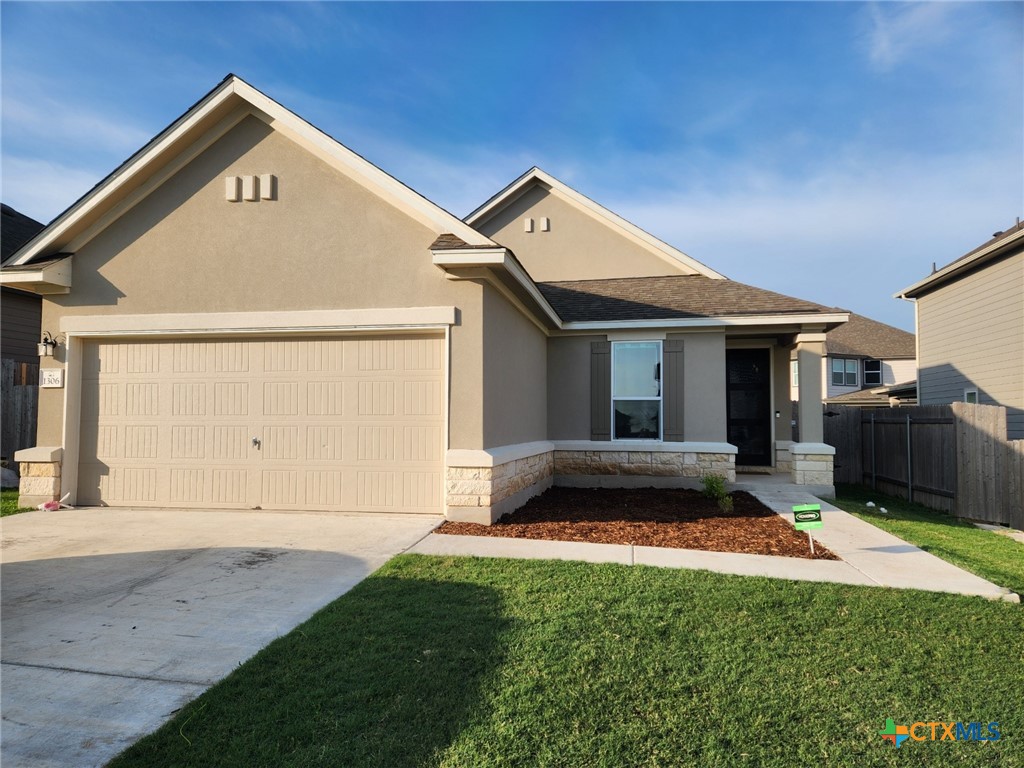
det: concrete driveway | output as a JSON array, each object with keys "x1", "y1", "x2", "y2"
[{"x1": 1, "y1": 507, "x2": 439, "y2": 767}]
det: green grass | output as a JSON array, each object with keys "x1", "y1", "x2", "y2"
[
  {"x1": 1, "y1": 488, "x2": 31, "y2": 517},
  {"x1": 109, "y1": 555, "x2": 1023, "y2": 768},
  {"x1": 834, "y1": 484, "x2": 1024, "y2": 596}
]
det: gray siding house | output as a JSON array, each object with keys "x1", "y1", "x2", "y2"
[
  {"x1": 1, "y1": 204, "x2": 45, "y2": 366},
  {"x1": 897, "y1": 221, "x2": 1024, "y2": 439}
]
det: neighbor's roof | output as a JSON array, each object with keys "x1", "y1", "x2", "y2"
[
  {"x1": 1, "y1": 204, "x2": 45, "y2": 262},
  {"x1": 897, "y1": 219, "x2": 1024, "y2": 299},
  {"x1": 824, "y1": 312, "x2": 915, "y2": 359},
  {"x1": 537, "y1": 275, "x2": 839, "y2": 323}
]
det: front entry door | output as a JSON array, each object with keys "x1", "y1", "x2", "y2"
[{"x1": 726, "y1": 349, "x2": 772, "y2": 466}]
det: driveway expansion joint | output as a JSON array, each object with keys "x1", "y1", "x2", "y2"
[{"x1": 1, "y1": 660, "x2": 209, "y2": 687}]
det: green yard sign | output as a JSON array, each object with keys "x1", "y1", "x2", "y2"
[{"x1": 792, "y1": 504, "x2": 823, "y2": 531}]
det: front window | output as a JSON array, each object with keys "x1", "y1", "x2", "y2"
[
  {"x1": 612, "y1": 341, "x2": 662, "y2": 439},
  {"x1": 864, "y1": 359, "x2": 882, "y2": 386},
  {"x1": 791, "y1": 360, "x2": 799, "y2": 389},
  {"x1": 831, "y1": 358, "x2": 858, "y2": 387}
]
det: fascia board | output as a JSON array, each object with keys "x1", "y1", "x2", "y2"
[
  {"x1": 561, "y1": 312, "x2": 851, "y2": 331},
  {"x1": 0, "y1": 257, "x2": 73, "y2": 294},
  {"x1": 895, "y1": 227, "x2": 1024, "y2": 299}
]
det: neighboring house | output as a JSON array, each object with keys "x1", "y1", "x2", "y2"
[
  {"x1": 1, "y1": 204, "x2": 45, "y2": 367},
  {"x1": 897, "y1": 220, "x2": 1024, "y2": 440},
  {"x1": 0, "y1": 75, "x2": 847, "y2": 520},
  {"x1": 789, "y1": 312, "x2": 916, "y2": 405},
  {"x1": 1, "y1": 204, "x2": 46, "y2": 462}
]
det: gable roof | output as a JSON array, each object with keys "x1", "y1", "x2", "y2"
[
  {"x1": 824, "y1": 312, "x2": 915, "y2": 359},
  {"x1": 897, "y1": 219, "x2": 1024, "y2": 299},
  {"x1": 537, "y1": 275, "x2": 844, "y2": 325},
  {"x1": 1, "y1": 204, "x2": 45, "y2": 262},
  {"x1": 4, "y1": 74, "x2": 495, "y2": 268},
  {"x1": 465, "y1": 167, "x2": 726, "y2": 280}
]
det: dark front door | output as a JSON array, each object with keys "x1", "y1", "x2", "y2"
[{"x1": 726, "y1": 349, "x2": 772, "y2": 466}]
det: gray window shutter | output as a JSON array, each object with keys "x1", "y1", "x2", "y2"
[
  {"x1": 663, "y1": 339, "x2": 684, "y2": 441},
  {"x1": 591, "y1": 341, "x2": 611, "y2": 440}
]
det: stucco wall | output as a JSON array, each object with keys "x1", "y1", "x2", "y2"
[
  {"x1": 474, "y1": 184, "x2": 694, "y2": 282},
  {"x1": 481, "y1": 283, "x2": 548, "y2": 448},
  {"x1": 36, "y1": 115, "x2": 487, "y2": 449},
  {"x1": 546, "y1": 331, "x2": 728, "y2": 443}
]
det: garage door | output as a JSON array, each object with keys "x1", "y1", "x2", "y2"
[{"x1": 77, "y1": 335, "x2": 444, "y2": 512}]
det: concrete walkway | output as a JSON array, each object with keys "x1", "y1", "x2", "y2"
[{"x1": 411, "y1": 488, "x2": 1019, "y2": 603}]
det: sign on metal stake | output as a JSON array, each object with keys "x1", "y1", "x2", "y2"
[{"x1": 792, "y1": 504, "x2": 823, "y2": 556}]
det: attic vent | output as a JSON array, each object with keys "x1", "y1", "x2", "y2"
[
  {"x1": 540, "y1": 217, "x2": 550, "y2": 232},
  {"x1": 524, "y1": 217, "x2": 534, "y2": 233},
  {"x1": 225, "y1": 175, "x2": 278, "y2": 202}
]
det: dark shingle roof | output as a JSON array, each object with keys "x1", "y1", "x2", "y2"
[
  {"x1": 825, "y1": 312, "x2": 915, "y2": 359},
  {"x1": 536, "y1": 275, "x2": 834, "y2": 322},
  {"x1": 429, "y1": 233, "x2": 494, "y2": 250},
  {"x1": 944, "y1": 219, "x2": 1024, "y2": 271},
  {"x1": 1, "y1": 204, "x2": 45, "y2": 262}
]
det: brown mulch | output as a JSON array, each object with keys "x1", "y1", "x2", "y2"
[{"x1": 437, "y1": 486, "x2": 838, "y2": 560}]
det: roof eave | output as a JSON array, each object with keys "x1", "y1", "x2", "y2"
[
  {"x1": 896, "y1": 227, "x2": 1024, "y2": 299},
  {"x1": 0, "y1": 256, "x2": 73, "y2": 294},
  {"x1": 560, "y1": 311, "x2": 850, "y2": 332}
]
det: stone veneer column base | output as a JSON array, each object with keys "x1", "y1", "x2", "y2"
[
  {"x1": 790, "y1": 442, "x2": 836, "y2": 492},
  {"x1": 14, "y1": 446, "x2": 64, "y2": 509},
  {"x1": 446, "y1": 443, "x2": 554, "y2": 524}
]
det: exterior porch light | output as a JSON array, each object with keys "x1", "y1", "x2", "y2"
[{"x1": 37, "y1": 332, "x2": 58, "y2": 357}]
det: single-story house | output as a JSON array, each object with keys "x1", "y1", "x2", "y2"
[
  {"x1": 897, "y1": 220, "x2": 1023, "y2": 439},
  {"x1": 1, "y1": 75, "x2": 847, "y2": 522}
]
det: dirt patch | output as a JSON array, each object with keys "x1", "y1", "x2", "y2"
[{"x1": 437, "y1": 487, "x2": 837, "y2": 560}]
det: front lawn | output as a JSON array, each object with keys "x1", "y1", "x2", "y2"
[
  {"x1": 110, "y1": 555, "x2": 1022, "y2": 767},
  {"x1": 833, "y1": 484, "x2": 1024, "y2": 596},
  {"x1": 1, "y1": 488, "x2": 31, "y2": 517}
]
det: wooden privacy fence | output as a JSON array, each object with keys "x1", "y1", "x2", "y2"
[
  {"x1": 824, "y1": 402, "x2": 1023, "y2": 530},
  {"x1": 1, "y1": 358, "x2": 38, "y2": 462}
]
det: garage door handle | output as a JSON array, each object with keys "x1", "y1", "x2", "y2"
[{"x1": 252, "y1": 437, "x2": 261, "y2": 449}]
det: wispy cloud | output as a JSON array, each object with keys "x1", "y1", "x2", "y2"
[
  {"x1": 0, "y1": 156, "x2": 105, "y2": 224},
  {"x1": 862, "y1": 2, "x2": 959, "y2": 72},
  {"x1": 3, "y1": 94, "x2": 152, "y2": 155}
]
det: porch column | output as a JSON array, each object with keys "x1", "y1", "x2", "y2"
[{"x1": 795, "y1": 334, "x2": 825, "y2": 443}]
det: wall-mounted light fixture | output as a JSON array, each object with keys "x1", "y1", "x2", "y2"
[{"x1": 37, "y1": 331, "x2": 58, "y2": 358}]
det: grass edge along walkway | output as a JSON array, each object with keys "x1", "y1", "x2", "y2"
[
  {"x1": 833, "y1": 484, "x2": 1024, "y2": 597},
  {"x1": 109, "y1": 554, "x2": 1023, "y2": 768}
]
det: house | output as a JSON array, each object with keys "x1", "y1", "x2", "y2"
[
  {"x1": 789, "y1": 312, "x2": 916, "y2": 407},
  {"x1": 1, "y1": 204, "x2": 46, "y2": 462},
  {"x1": 0, "y1": 75, "x2": 847, "y2": 521},
  {"x1": 1, "y1": 204, "x2": 46, "y2": 367},
  {"x1": 897, "y1": 221, "x2": 1024, "y2": 439}
]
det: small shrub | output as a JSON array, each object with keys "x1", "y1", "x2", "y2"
[
  {"x1": 701, "y1": 473, "x2": 728, "y2": 501},
  {"x1": 717, "y1": 495, "x2": 734, "y2": 513}
]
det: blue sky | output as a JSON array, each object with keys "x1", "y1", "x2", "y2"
[{"x1": 2, "y1": 2, "x2": 1021, "y2": 331}]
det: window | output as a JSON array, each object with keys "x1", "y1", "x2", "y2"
[
  {"x1": 831, "y1": 358, "x2": 858, "y2": 387},
  {"x1": 864, "y1": 359, "x2": 882, "y2": 386},
  {"x1": 612, "y1": 341, "x2": 661, "y2": 439},
  {"x1": 964, "y1": 389, "x2": 978, "y2": 404},
  {"x1": 791, "y1": 360, "x2": 799, "y2": 389}
]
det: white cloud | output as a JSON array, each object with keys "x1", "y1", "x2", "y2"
[
  {"x1": 0, "y1": 156, "x2": 103, "y2": 224},
  {"x1": 2, "y1": 93, "x2": 152, "y2": 155},
  {"x1": 862, "y1": 2, "x2": 959, "y2": 72}
]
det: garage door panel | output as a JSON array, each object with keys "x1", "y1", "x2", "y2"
[{"x1": 78, "y1": 335, "x2": 444, "y2": 512}]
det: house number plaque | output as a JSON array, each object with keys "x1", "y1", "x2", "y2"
[{"x1": 39, "y1": 369, "x2": 65, "y2": 388}]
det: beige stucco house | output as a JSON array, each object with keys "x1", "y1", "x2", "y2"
[
  {"x1": 1, "y1": 75, "x2": 846, "y2": 522},
  {"x1": 897, "y1": 221, "x2": 1024, "y2": 439}
]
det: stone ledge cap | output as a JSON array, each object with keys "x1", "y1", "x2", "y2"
[{"x1": 14, "y1": 446, "x2": 63, "y2": 463}]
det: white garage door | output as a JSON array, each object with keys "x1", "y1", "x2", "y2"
[{"x1": 77, "y1": 335, "x2": 445, "y2": 512}]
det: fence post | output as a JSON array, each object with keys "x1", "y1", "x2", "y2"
[
  {"x1": 871, "y1": 411, "x2": 876, "y2": 490},
  {"x1": 906, "y1": 412, "x2": 913, "y2": 503}
]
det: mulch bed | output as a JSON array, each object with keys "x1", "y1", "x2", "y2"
[{"x1": 437, "y1": 486, "x2": 838, "y2": 560}]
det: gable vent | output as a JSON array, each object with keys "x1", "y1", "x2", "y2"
[{"x1": 225, "y1": 175, "x2": 278, "y2": 202}]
